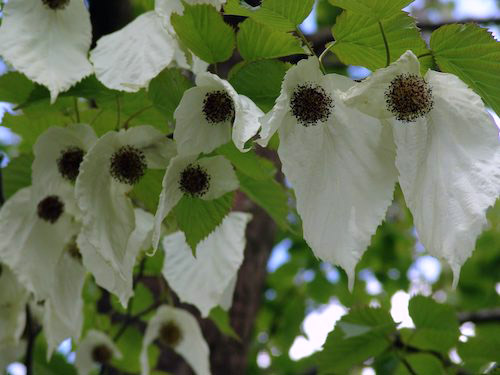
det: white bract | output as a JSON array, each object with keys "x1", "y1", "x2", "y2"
[
  {"x1": 0, "y1": 265, "x2": 28, "y2": 350},
  {"x1": 91, "y1": 0, "x2": 225, "y2": 91},
  {"x1": 0, "y1": 0, "x2": 93, "y2": 102},
  {"x1": 174, "y1": 72, "x2": 263, "y2": 155},
  {"x1": 76, "y1": 126, "x2": 175, "y2": 306},
  {"x1": 344, "y1": 50, "x2": 500, "y2": 285},
  {"x1": 140, "y1": 305, "x2": 211, "y2": 375},
  {"x1": 259, "y1": 57, "x2": 398, "y2": 289},
  {"x1": 153, "y1": 154, "x2": 239, "y2": 250},
  {"x1": 32, "y1": 124, "x2": 98, "y2": 214},
  {"x1": 75, "y1": 330, "x2": 122, "y2": 375},
  {"x1": 162, "y1": 212, "x2": 252, "y2": 317}
]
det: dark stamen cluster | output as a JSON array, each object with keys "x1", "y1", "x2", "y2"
[
  {"x1": 159, "y1": 321, "x2": 182, "y2": 347},
  {"x1": 41, "y1": 0, "x2": 70, "y2": 10},
  {"x1": 385, "y1": 73, "x2": 434, "y2": 123},
  {"x1": 57, "y1": 146, "x2": 85, "y2": 182},
  {"x1": 290, "y1": 83, "x2": 334, "y2": 127},
  {"x1": 109, "y1": 146, "x2": 147, "y2": 185},
  {"x1": 91, "y1": 344, "x2": 113, "y2": 364},
  {"x1": 37, "y1": 196, "x2": 64, "y2": 224},
  {"x1": 178, "y1": 164, "x2": 210, "y2": 198},
  {"x1": 202, "y1": 91, "x2": 235, "y2": 124}
]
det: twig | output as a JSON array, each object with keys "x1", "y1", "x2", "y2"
[
  {"x1": 296, "y1": 28, "x2": 326, "y2": 74},
  {"x1": 24, "y1": 306, "x2": 40, "y2": 375},
  {"x1": 458, "y1": 308, "x2": 500, "y2": 324}
]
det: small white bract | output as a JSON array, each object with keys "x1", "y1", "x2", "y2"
[
  {"x1": 0, "y1": 0, "x2": 93, "y2": 102},
  {"x1": 259, "y1": 56, "x2": 398, "y2": 289},
  {"x1": 75, "y1": 330, "x2": 122, "y2": 375},
  {"x1": 174, "y1": 72, "x2": 263, "y2": 155},
  {"x1": 344, "y1": 50, "x2": 500, "y2": 286},
  {"x1": 75, "y1": 125, "x2": 176, "y2": 306},
  {"x1": 162, "y1": 212, "x2": 252, "y2": 317},
  {"x1": 140, "y1": 305, "x2": 211, "y2": 375},
  {"x1": 152, "y1": 154, "x2": 239, "y2": 250}
]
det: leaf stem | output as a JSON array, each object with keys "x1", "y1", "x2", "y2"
[
  {"x1": 122, "y1": 105, "x2": 154, "y2": 129},
  {"x1": 73, "y1": 97, "x2": 80, "y2": 123},
  {"x1": 378, "y1": 20, "x2": 391, "y2": 67},
  {"x1": 318, "y1": 42, "x2": 335, "y2": 69},
  {"x1": 296, "y1": 28, "x2": 326, "y2": 74},
  {"x1": 115, "y1": 96, "x2": 121, "y2": 131},
  {"x1": 0, "y1": 155, "x2": 4, "y2": 207},
  {"x1": 417, "y1": 52, "x2": 433, "y2": 59}
]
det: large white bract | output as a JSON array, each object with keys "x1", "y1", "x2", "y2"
[
  {"x1": 259, "y1": 57, "x2": 398, "y2": 289},
  {"x1": 344, "y1": 50, "x2": 500, "y2": 285},
  {"x1": 75, "y1": 330, "x2": 122, "y2": 375},
  {"x1": 0, "y1": 0, "x2": 93, "y2": 102}
]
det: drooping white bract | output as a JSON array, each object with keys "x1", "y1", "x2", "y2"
[
  {"x1": 75, "y1": 330, "x2": 122, "y2": 375},
  {"x1": 32, "y1": 124, "x2": 98, "y2": 214},
  {"x1": 77, "y1": 208, "x2": 154, "y2": 307},
  {"x1": 0, "y1": 0, "x2": 93, "y2": 102},
  {"x1": 344, "y1": 50, "x2": 500, "y2": 286},
  {"x1": 0, "y1": 265, "x2": 28, "y2": 350},
  {"x1": 0, "y1": 186, "x2": 80, "y2": 303},
  {"x1": 0, "y1": 185, "x2": 86, "y2": 357},
  {"x1": 76, "y1": 126, "x2": 175, "y2": 306},
  {"x1": 90, "y1": 9, "x2": 177, "y2": 92},
  {"x1": 152, "y1": 154, "x2": 239, "y2": 250},
  {"x1": 162, "y1": 212, "x2": 251, "y2": 317},
  {"x1": 174, "y1": 72, "x2": 263, "y2": 155},
  {"x1": 43, "y1": 246, "x2": 86, "y2": 358},
  {"x1": 140, "y1": 305, "x2": 211, "y2": 375},
  {"x1": 258, "y1": 57, "x2": 398, "y2": 289}
]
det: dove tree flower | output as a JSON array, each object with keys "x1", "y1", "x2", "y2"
[
  {"x1": 90, "y1": 0, "x2": 225, "y2": 91},
  {"x1": 153, "y1": 154, "x2": 239, "y2": 249},
  {"x1": 258, "y1": 57, "x2": 398, "y2": 288},
  {"x1": 344, "y1": 50, "x2": 500, "y2": 285},
  {"x1": 174, "y1": 72, "x2": 263, "y2": 155},
  {"x1": 0, "y1": 0, "x2": 93, "y2": 102},
  {"x1": 75, "y1": 330, "x2": 122, "y2": 375},
  {"x1": 75, "y1": 126, "x2": 176, "y2": 306},
  {"x1": 162, "y1": 212, "x2": 252, "y2": 317},
  {"x1": 140, "y1": 305, "x2": 211, "y2": 375}
]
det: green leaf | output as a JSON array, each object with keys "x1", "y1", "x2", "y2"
[
  {"x1": 174, "y1": 192, "x2": 234, "y2": 252},
  {"x1": 225, "y1": 0, "x2": 315, "y2": 32},
  {"x1": 319, "y1": 307, "x2": 396, "y2": 374},
  {"x1": 407, "y1": 295, "x2": 460, "y2": 352},
  {"x1": 458, "y1": 324, "x2": 500, "y2": 372},
  {"x1": 430, "y1": 23, "x2": 500, "y2": 115},
  {"x1": 33, "y1": 334, "x2": 77, "y2": 375},
  {"x1": 112, "y1": 326, "x2": 159, "y2": 374},
  {"x1": 2, "y1": 153, "x2": 33, "y2": 199},
  {"x1": 148, "y1": 68, "x2": 194, "y2": 122},
  {"x1": 237, "y1": 170, "x2": 290, "y2": 230},
  {"x1": 131, "y1": 169, "x2": 165, "y2": 213},
  {"x1": 331, "y1": 11, "x2": 430, "y2": 72},
  {"x1": 395, "y1": 353, "x2": 445, "y2": 375},
  {"x1": 2, "y1": 112, "x2": 70, "y2": 153},
  {"x1": 237, "y1": 19, "x2": 305, "y2": 61},
  {"x1": 329, "y1": 0, "x2": 413, "y2": 20},
  {"x1": 229, "y1": 59, "x2": 289, "y2": 112},
  {"x1": 171, "y1": 3, "x2": 235, "y2": 64},
  {"x1": 209, "y1": 306, "x2": 241, "y2": 341},
  {"x1": 0, "y1": 72, "x2": 34, "y2": 104},
  {"x1": 215, "y1": 142, "x2": 276, "y2": 181}
]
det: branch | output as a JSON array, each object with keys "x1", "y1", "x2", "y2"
[
  {"x1": 458, "y1": 308, "x2": 500, "y2": 324},
  {"x1": 24, "y1": 306, "x2": 41, "y2": 375}
]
